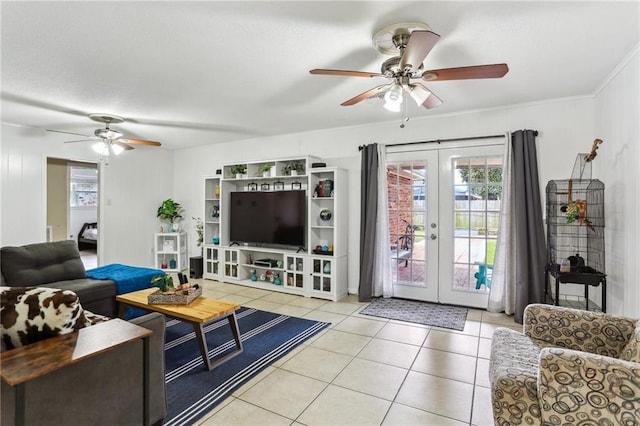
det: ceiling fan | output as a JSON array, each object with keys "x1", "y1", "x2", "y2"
[
  {"x1": 53, "y1": 113, "x2": 162, "y2": 157},
  {"x1": 310, "y1": 22, "x2": 509, "y2": 112}
]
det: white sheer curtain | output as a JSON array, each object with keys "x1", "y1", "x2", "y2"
[
  {"x1": 488, "y1": 132, "x2": 516, "y2": 314},
  {"x1": 373, "y1": 144, "x2": 393, "y2": 297}
]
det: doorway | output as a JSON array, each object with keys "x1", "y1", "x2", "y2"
[
  {"x1": 386, "y1": 144, "x2": 504, "y2": 308},
  {"x1": 46, "y1": 158, "x2": 99, "y2": 269}
]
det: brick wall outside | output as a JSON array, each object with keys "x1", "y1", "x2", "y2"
[{"x1": 387, "y1": 168, "x2": 413, "y2": 246}]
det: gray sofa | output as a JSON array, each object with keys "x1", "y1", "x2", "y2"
[
  {"x1": 1, "y1": 240, "x2": 117, "y2": 317},
  {"x1": 1, "y1": 312, "x2": 168, "y2": 425},
  {"x1": 0, "y1": 241, "x2": 168, "y2": 424}
]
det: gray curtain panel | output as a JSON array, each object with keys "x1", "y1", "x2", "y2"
[
  {"x1": 358, "y1": 144, "x2": 379, "y2": 302},
  {"x1": 512, "y1": 130, "x2": 546, "y2": 323}
]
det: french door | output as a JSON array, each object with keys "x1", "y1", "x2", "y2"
[{"x1": 386, "y1": 144, "x2": 504, "y2": 308}]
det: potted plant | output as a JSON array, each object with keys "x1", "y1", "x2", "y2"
[
  {"x1": 157, "y1": 198, "x2": 184, "y2": 231},
  {"x1": 151, "y1": 274, "x2": 174, "y2": 293},
  {"x1": 192, "y1": 216, "x2": 203, "y2": 249},
  {"x1": 283, "y1": 160, "x2": 305, "y2": 176},
  {"x1": 230, "y1": 164, "x2": 246, "y2": 179},
  {"x1": 261, "y1": 163, "x2": 275, "y2": 178}
]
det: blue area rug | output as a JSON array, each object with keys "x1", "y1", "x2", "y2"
[{"x1": 164, "y1": 307, "x2": 330, "y2": 425}]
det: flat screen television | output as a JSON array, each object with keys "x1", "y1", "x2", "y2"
[{"x1": 229, "y1": 190, "x2": 306, "y2": 248}]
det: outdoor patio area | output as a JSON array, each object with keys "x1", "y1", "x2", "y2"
[{"x1": 392, "y1": 236, "x2": 492, "y2": 292}]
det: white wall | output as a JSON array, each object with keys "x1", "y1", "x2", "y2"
[
  {"x1": 0, "y1": 125, "x2": 174, "y2": 267},
  {"x1": 173, "y1": 96, "x2": 596, "y2": 296},
  {"x1": 594, "y1": 46, "x2": 640, "y2": 318}
]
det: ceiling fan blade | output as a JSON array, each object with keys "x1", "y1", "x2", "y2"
[
  {"x1": 310, "y1": 69, "x2": 382, "y2": 78},
  {"x1": 422, "y1": 64, "x2": 509, "y2": 81},
  {"x1": 114, "y1": 141, "x2": 134, "y2": 151},
  {"x1": 120, "y1": 138, "x2": 162, "y2": 147},
  {"x1": 341, "y1": 85, "x2": 390, "y2": 106},
  {"x1": 63, "y1": 139, "x2": 96, "y2": 144},
  {"x1": 399, "y1": 30, "x2": 440, "y2": 73},
  {"x1": 421, "y1": 88, "x2": 443, "y2": 109},
  {"x1": 46, "y1": 128, "x2": 90, "y2": 137}
]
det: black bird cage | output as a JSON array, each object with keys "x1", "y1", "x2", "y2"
[{"x1": 545, "y1": 178, "x2": 606, "y2": 310}]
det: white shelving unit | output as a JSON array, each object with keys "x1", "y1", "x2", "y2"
[
  {"x1": 202, "y1": 157, "x2": 348, "y2": 301},
  {"x1": 203, "y1": 175, "x2": 222, "y2": 280},
  {"x1": 154, "y1": 232, "x2": 187, "y2": 272}
]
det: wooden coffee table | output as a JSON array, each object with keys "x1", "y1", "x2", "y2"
[{"x1": 117, "y1": 288, "x2": 243, "y2": 370}]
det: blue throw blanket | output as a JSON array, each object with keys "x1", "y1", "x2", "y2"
[{"x1": 87, "y1": 263, "x2": 165, "y2": 319}]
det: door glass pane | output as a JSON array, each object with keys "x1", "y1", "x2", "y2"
[
  {"x1": 387, "y1": 162, "x2": 427, "y2": 287},
  {"x1": 452, "y1": 156, "x2": 502, "y2": 292}
]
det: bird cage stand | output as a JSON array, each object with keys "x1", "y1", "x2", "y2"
[{"x1": 544, "y1": 153, "x2": 606, "y2": 312}]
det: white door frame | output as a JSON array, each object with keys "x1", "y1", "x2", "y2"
[{"x1": 386, "y1": 138, "x2": 505, "y2": 307}]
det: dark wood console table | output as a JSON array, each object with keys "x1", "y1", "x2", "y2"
[{"x1": 1, "y1": 319, "x2": 152, "y2": 426}]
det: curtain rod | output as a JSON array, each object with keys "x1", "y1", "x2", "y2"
[{"x1": 357, "y1": 131, "x2": 538, "y2": 151}]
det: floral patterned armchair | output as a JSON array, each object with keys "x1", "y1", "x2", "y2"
[{"x1": 489, "y1": 304, "x2": 640, "y2": 425}]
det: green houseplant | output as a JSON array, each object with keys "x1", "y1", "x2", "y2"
[
  {"x1": 157, "y1": 199, "x2": 184, "y2": 231},
  {"x1": 151, "y1": 274, "x2": 174, "y2": 293},
  {"x1": 261, "y1": 163, "x2": 274, "y2": 177},
  {"x1": 283, "y1": 160, "x2": 305, "y2": 176},
  {"x1": 230, "y1": 164, "x2": 247, "y2": 178}
]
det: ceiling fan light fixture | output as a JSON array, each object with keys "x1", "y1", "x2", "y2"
[
  {"x1": 407, "y1": 84, "x2": 432, "y2": 107},
  {"x1": 92, "y1": 141, "x2": 108, "y2": 155},
  {"x1": 111, "y1": 143, "x2": 124, "y2": 155},
  {"x1": 384, "y1": 83, "x2": 403, "y2": 111}
]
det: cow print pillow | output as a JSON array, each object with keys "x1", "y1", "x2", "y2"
[{"x1": 1, "y1": 286, "x2": 89, "y2": 350}]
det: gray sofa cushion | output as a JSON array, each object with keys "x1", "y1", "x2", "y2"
[{"x1": 1, "y1": 240, "x2": 87, "y2": 286}]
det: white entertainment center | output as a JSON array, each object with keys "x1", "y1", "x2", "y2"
[{"x1": 202, "y1": 156, "x2": 348, "y2": 301}]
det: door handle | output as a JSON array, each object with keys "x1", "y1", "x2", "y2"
[{"x1": 430, "y1": 234, "x2": 437, "y2": 240}]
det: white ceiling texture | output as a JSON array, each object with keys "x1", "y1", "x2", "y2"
[{"x1": 2, "y1": 1, "x2": 639, "y2": 150}]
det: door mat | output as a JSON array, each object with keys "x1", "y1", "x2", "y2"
[{"x1": 360, "y1": 298, "x2": 468, "y2": 331}]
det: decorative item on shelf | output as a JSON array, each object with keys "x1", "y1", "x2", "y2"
[
  {"x1": 169, "y1": 258, "x2": 177, "y2": 269},
  {"x1": 274, "y1": 274, "x2": 282, "y2": 285},
  {"x1": 319, "y1": 208, "x2": 333, "y2": 224},
  {"x1": 312, "y1": 162, "x2": 327, "y2": 168},
  {"x1": 259, "y1": 273, "x2": 266, "y2": 281},
  {"x1": 163, "y1": 240, "x2": 175, "y2": 251},
  {"x1": 276, "y1": 260, "x2": 284, "y2": 269},
  {"x1": 261, "y1": 183, "x2": 270, "y2": 191},
  {"x1": 291, "y1": 181, "x2": 302, "y2": 190},
  {"x1": 248, "y1": 182, "x2": 258, "y2": 191},
  {"x1": 323, "y1": 262, "x2": 331, "y2": 274},
  {"x1": 157, "y1": 198, "x2": 184, "y2": 231},
  {"x1": 215, "y1": 185, "x2": 220, "y2": 198},
  {"x1": 325, "y1": 179, "x2": 334, "y2": 197},
  {"x1": 211, "y1": 205, "x2": 220, "y2": 218},
  {"x1": 161, "y1": 261, "x2": 168, "y2": 269},
  {"x1": 230, "y1": 164, "x2": 247, "y2": 179},
  {"x1": 192, "y1": 217, "x2": 203, "y2": 247},
  {"x1": 250, "y1": 268, "x2": 257, "y2": 281},
  {"x1": 282, "y1": 160, "x2": 305, "y2": 176},
  {"x1": 261, "y1": 163, "x2": 275, "y2": 178},
  {"x1": 212, "y1": 236, "x2": 220, "y2": 245},
  {"x1": 313, "y1": 244, "x2": 334, "y2": 255},
  {"x1": 274, "y1": 181, "x2": 284, "y2": 191}
]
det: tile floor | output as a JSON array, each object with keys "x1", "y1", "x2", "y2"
[{"x1": 188, "y1": 278, "x2": 521, "y2": 426}]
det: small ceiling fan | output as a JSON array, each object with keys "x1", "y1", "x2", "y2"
[
  {"x1": 310, "y1": 22, "x2": 509, "y2": 112},
  {"x1": 53, "y1": 113, "x2": 162, "y2": 157}
]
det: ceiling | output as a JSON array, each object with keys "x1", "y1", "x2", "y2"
[{"x1": 2, "y1": 1, "x2": 638, "y2": 150}]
